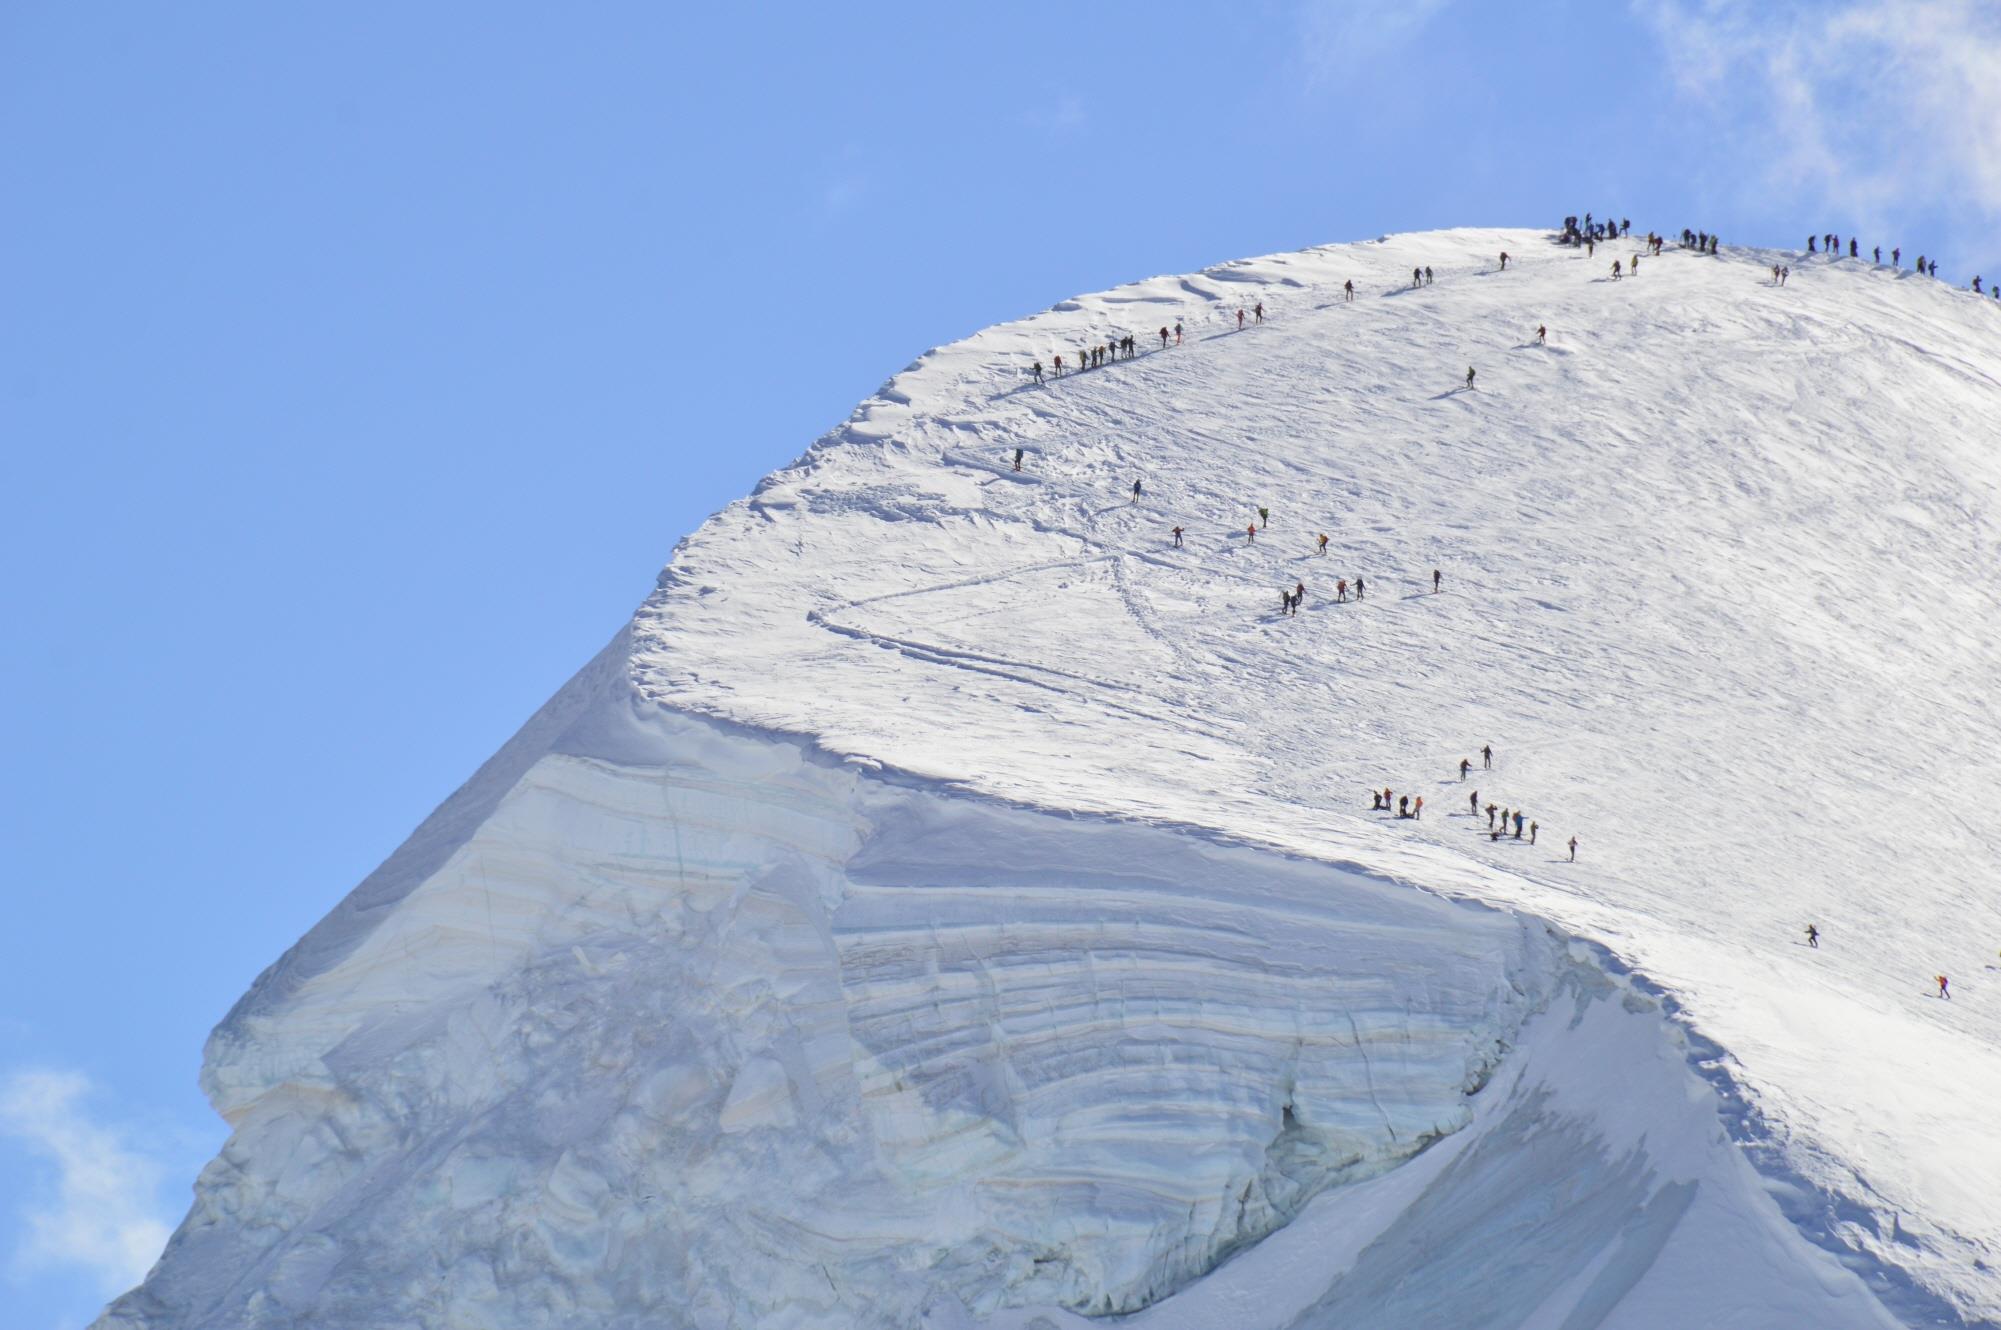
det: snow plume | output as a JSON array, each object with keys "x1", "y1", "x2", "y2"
[
  {"x1": 0, "y1": 1070, "x2": 172, "y2": 1299},
  {"x1": 1639, "y1": 0, "x2": 2001, "y2": 262}
]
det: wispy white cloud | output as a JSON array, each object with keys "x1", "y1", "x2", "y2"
[
  {"x1": 813, "y1": 143, "x2": 870, "y2": 219},
  {"x1": 1638, "y1": 0, "x2": 2001, "y2": 257},
  {"x1": 0, "y1": 1069, "x2": 174, "y2": 1299},
  {"x1": 1294, "y1": 0, "x2": 1453, "y2": 91},
  {"x1": 1021, "y1": 95, "x2": 1088, "y2": 136}
]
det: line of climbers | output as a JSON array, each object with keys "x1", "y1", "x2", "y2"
[
  {"x1": 1029, "y1": 298, "x2": 1285, "y2": 384},
  {"x1": 1373, "y1": 745, "x2": 1581, "y2": 863},
  {"x1": 1799, "y1": 233, "x2": 1996, "y2": 297},
  {"x1": 1011, "y1": 240, "x2": 1982, "y2": 1000}
]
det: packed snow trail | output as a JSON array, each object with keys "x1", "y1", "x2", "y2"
[{"x1": 102, "y1": 228, "x2": 2001, "y2": 1328}]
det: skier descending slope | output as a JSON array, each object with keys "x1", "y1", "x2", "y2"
[{"x1": 1465, "y1": 366, "x2": 1476, "y2": 390}]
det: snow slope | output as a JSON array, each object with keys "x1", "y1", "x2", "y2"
[{"x1": 105, "y1": 228, "x2": 2001, "y2": 1328}]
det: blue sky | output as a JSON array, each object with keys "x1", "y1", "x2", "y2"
[{"x1": 2, "y1": 2, "x2": 1997, "y2": 1324}]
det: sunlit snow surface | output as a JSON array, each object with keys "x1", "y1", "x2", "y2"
[{"x1": 106, "y1": 229, "x2": 2001, "y2": 1328}]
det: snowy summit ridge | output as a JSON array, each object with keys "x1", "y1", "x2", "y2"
[{"x1": 108, "y1": 227, "x2": 2001, "y2": 1329}]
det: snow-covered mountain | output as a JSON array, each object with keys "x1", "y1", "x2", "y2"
[{"x1": 103, "y1": 227, "x2": 2001, "y2": 1329}]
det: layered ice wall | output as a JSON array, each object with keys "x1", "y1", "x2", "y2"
[
  {"x1": 105, "y1": 646, "x2": 1910, "y2": 1329},
  {"x1": 109, "y1": 647, "x2": 1558, "y2": 1327}
]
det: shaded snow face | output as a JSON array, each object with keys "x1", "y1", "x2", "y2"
[{"x1": 105, "y1": 706, "x2": 1556, "y2": 1328}]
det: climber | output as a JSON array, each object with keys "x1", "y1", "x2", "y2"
[
  {"x1": 1172, "y1": 526, "x2": 1183, "y2": 548},
  {"x1": 1805, "y1": 923, "x2": 1819, "y2": 949},
  {"x1": 1482, "y1": 744, "x2": 1493, "y2": 769}
]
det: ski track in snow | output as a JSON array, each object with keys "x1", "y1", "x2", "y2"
[{"x1": 104, "y1": 227, "x2": 2001, "y2": 1330}]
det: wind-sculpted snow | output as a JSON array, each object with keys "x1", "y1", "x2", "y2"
[{"x1": 107, "y1": 228, "x2": 2001, "y2": 1327}]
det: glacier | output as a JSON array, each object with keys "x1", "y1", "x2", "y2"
[{"x1": 102, "y1": 227, "x2": 2001, "y2": 1327}]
